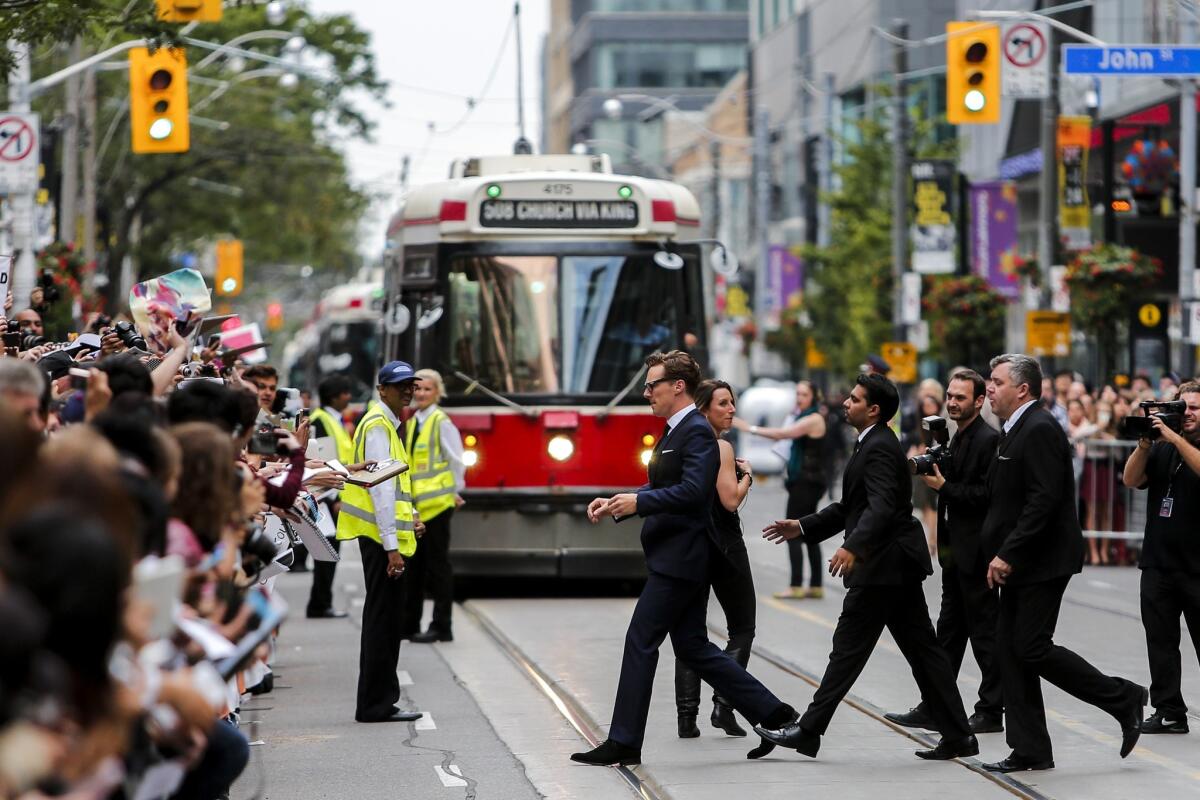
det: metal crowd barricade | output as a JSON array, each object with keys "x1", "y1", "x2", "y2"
[{"x1": 1076, "y1": 438, "x2": 1145, "y2": 542}]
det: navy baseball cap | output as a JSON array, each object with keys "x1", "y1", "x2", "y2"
[{"x1": 377, "y1": 360, "x2": 416, "y2": 385}]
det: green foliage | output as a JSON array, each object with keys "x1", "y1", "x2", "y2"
[
  {"x1": 0, "y1": 1, "x2": 173, "y2": 74},
  {"x1": 1064, "y1": 243, "x2": 1162, "y2": 373},
  {"x1": 768, "y1": 92, "x2": 957, "y2": 380},
  {"x1": 921, "y1": 274, "x2": 1006, "y2": 370}
]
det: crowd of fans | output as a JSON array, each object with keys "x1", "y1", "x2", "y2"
[{"x1": 0, "y1": 291, "x2": 349, "y2": 800}]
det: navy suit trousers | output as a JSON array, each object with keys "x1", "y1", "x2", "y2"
[{"x1": 608, "y1": 570, "x2": 783, "y2": 749}]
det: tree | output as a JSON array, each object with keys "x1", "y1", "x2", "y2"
[{"x1": 767, "y1": 93, "x2": 956, "y2": 380}]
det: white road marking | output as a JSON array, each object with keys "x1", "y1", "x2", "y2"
[
  {"x1": 1088, "y1": 579, "x2": 1116, "y2": 589},
  {"x1": 433, "y1": 765, "x2": 466, "y2": 788},
  {"x1": 397, "y1": 670, "x2": 413, "y2": 685},
  {"x1": 248, "y1": 740, "x2": 265, "y2": 747},
  {"x1": 350, "y1": 598, "x2": 365, "y2": 608},
  {"x1": 415, "y1": 712, "x2": 436, "y2": 730}
]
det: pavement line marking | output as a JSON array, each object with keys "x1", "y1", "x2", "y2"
[
  {"x1": 1087, "y1": 579, "x2": 1115, "y2": 590},
  {"x1": 415, "y1": 712, "x2": 436, "y2": 730},
  {"x1": 434, "y1": 765, "x2": 467, "y2": 788},
  {"x1": 1044, "y1": 708, "x2": 1200, "y2": 781},
  {"x1": 350, "y1": 598, "x2": 365, "y2": 608},
  {"x1": 397, "y1": 670, "x2": 413, "y2": 685}
]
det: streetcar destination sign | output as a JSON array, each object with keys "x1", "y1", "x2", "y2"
[
  {"x1": 480, "y1": 199, "x2": 639, "y2": 228},
  {"x1": 1063, "y1": 44, "x2": 1200, "y2": 76}
]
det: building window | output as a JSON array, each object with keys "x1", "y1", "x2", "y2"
[
  {"x1": 590, "y1": 0, "x2": 749, "y2": 11},
  {"x1": 593, "y1": 41, "x2": 746, "y2": 89}
]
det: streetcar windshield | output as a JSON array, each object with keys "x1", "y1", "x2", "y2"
[
  {"x1": 446, "y1": 252, "x2": 690, "y2": 395},
  {"x1": 322, "y1": 320, "x2": 380, "y2": 400}
]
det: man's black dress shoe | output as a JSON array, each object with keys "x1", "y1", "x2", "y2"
[
  {"x1": 711, "y1": 702, "x2": 747, "y2": 737},
  {"x1": 410, "y1": 628, "x2": 453, "y2": 643},
  {"x1": 356, "y1": 710, "x2": 423, "y2": 723},
  {"x1": 1141, "y1": 711, "x2": 1189, "y2": 734},
  {"x1": 1118, "y1": 682, "x2": 1149, "y2": 757},
  {"x1": 981, "y1": 753, "x2": 1054, "y2": 772},
  {"x1": 306, "y1": 608, "x2": 349, "y2": 619},
  {"x1": 967, "y1": 712, "x2": 1004, "y2": 734},
  {"x1": 570, "y1": 739, "x2": 640, "y2": 766},
  {"x1": 746, "y1": 737, "x2": 776, "y2": 759},
  {"x1": 677, "y1": 714, "x2": 700, "y2": 738},
  {"x1": 884, "y1": 706, "x2": 940, "y2": 731},
  {"x1": 915, "y1": 734, "x2": 979, "y2": 760},
  {"x1": 751, "y1": 721, "x2": 820, "y2": 758}
]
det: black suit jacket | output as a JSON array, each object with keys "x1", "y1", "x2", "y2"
[
  {"x1": 797, "y1": 424, "x2": 932, "y2": 587},
  {"x1": 980, "y1": 403, "x2": 1084, "y2": 585},
  {"x1": 936, "y1": 415, "x2": 999, "y2": 575},
  {"x1": 627, "y1": 408, "x2": 721, "y2": 582}
]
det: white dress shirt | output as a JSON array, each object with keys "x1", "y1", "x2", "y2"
[
  {"x1": 665, "y1": 403, "x2": 697, "y2": 436},
  {"x1": 413, "y1": 403, "x2": 466, "y2": 492},
  {"x1": 1002, "y1": 399, "x2": 1038, "y2": 434},
  {"x1": 365, "y1": 401, "x2": 404, "y2": 551},
  {"x1": 857, "y1": 423, "x2": 876, "y2": 443}
]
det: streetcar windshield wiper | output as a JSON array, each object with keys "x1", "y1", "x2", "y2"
[
  {"x1": 452, "y1": 370, "x2": 538, "y2": 418},
  {"x1": 597, "y1": 363, "x2": 648, "y2": 421}
]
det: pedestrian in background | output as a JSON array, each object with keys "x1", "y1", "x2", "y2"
[
  {"x1": 735, "y1": 380, "x2": 827, "y2": 599},
  {"x1": 403, "y1": 368, "x2": 465, "y2": 643},
  {"x1": 306, "y1": 373, "x2": 356, "y2": 619}
]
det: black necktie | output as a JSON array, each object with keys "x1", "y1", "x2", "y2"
[
  {"x1": 997, "y1": 429, "x2": 1007, "y2": 453},
  {"x1": 655, "y1": 422, "x2": 670, "y2": 453}
]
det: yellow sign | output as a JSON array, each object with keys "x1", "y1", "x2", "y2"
[
  {"x1": 1057, "y1": 116, "x2": 1091, "y2": 249},
  {"x1": 725, "y1": 285, "x2": 751, "y2": 318},
  {"x1": 1026, "y1": 311, "x2": 1071, "y2": 356},
  {"x1": 1138, "y1": 303, "x2": 1162, "y2": 328},
  {"x1": 881, "y1": 342, "x2": 918, "y2": 384},
  {"x1": 805, "y1": 337, "x2": 827, "y2": 369}
]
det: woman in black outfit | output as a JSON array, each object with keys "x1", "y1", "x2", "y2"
[
  {"x1": 675, "y1": 379, "x2": 758, "y2": 738},
  {"x1": 735, "y1": 380, "x2": 827, "y2": 598}
]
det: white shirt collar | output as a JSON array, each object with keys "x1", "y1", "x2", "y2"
[
  {"x1": 857, "y1": 423, "x2": 876, "y2": 443},
  {"x1": 415, "y1": 403, "x2": 439, "y2": 422},
  {"x1": 322, "y1": 405, "x2": 341, "y2": 421},
  {"x1": 1003, "y1": 399, "x2": 1038, "y2": 433},
  {"x1": 377, "y1": 400, "x2": 402, "y2": 429},
  {"x1": 666, "y1": 403, "x2": 696, "y2": 433}
]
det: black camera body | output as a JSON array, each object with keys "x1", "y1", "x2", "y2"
[
  {"x1": 112, "y1": 320, "x2": 148, "y2": 351},
  {"x1": 248, "y1": 424, "x2": 286, "y2": 456},
  {"x1": 36, "y1": 269, "x2": 60, "y2": 306},
  {"x1": 1122, "y1": 400, "x2": 1186, "y2": 441},
  {"x1": 909, "y1": 415, "x2": 951, "y2": 476},
  {"x1": 4, "y1": 319, "x2": 45, "y2": 350}
]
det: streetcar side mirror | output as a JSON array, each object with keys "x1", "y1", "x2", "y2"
[
  {"x1": 653, "y1": 250, "x2": 684, "y2": 270},
  {"x1": 710, "y1": 245, "x2": 738, "y2": 277}
]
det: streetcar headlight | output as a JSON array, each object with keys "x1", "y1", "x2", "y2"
[
  {"x1": 640, "y1": 448, "x2": 653, "y2": 466},
  {"x1": 547, "y1": 434, "x2": 574, "y2": 462},
  {"x1": 464, "y1": 434, "x2": 477, "y2": 447},
  {"x1": 641, "y1": 434, "x2": 655, "y2": 447},
  {"x1": 463, "y1": 449, "x2": 479, "y2": 468}
]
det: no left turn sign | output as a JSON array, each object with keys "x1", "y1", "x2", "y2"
[
  {"x1": 0, "y1": 112, "x2": 39, "y2": 195},
  {"x1": 1002, "y1": 22, "x2": 1050, "y2": 99},
  {"x1": 1004, "y1": 23, "x2": 1046, "y2": 67}
]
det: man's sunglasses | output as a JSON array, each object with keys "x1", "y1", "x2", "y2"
[{"x1": 643, "y1": 377, "x2": 678, "y2": 392}]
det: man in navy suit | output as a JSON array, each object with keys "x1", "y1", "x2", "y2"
[
  {"x1": 570, "y1": 351, "x2": 798, "y2": 766},
  {"x1": 753, "y1": 374, "x2": 977, "y2": 761}
]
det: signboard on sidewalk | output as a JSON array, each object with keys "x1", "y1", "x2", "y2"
[
  {"x1": 1002, "y1": 22, "x2": 1049, "y2": 98},
  {"x1": 1026, "y1": 311, "x2": 1071, "y2": 356},
  {"x1": 1058, "y1": 116, "x2": 1092, "y2": 250},
  {"x1": 881, "y1": 342, "x2": 918, "y2": 384},
  {"x1": 0, "y1": 112, "x2": 39, "y2": 195},
  {"x1": 910, "y1": 160, "x2": 956, "y2": 274}
]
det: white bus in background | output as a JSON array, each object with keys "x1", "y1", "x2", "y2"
[{"x1": 283, "y1": 281, "x2": 383, "y2": 403}]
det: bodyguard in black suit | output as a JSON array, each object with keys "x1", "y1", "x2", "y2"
[
  {"x1": 980, "y1": 353, "x2": 1146, "y2": 773},
  {"x1": 753, "y1": 374, "x2": 976, "y2": 761},
  {"x1": 571, "y1": 351, "x2": 797, "y2": 767},
  {"x1": 886, "y1": 369, "x2": 1004, "y2": 734}
]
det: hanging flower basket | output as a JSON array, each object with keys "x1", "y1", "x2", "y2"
[
  {"x1": 922, "y1": 275, "x2": 1007, "y2": 368},
  {"x1": 1011, "y1": 253, "x2": 1040, "y2": 287},
  {"x1": 1064, "y1": 243, "x2": 1161, "y2": 372},
  {"x1": 33, "y1": 242, "x2": 98, "y2": 338}
]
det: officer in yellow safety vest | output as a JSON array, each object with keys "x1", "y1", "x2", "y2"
[
  {"x1": 337, "y1": 360, "x2": 426, "y2": 723},
  {"x1": 304, "y1": 373, "x2": 357, "y2": 620},
  {"x1": 401, "y1": 368, "x2": 465, "y2": 643}
]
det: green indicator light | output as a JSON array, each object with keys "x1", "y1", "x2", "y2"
[
  {"x1": 486, "y1": 184, "x2": 502, "y2": 198},
  {"x1": 617, "y1": 185, "x2": 633, "y2": 199}
]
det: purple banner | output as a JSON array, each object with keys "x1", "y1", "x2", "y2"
[
  {"x1": 970, "y1": 181, "x2": 1020, "y2": 299},
  {"x1": 766, "y1": 245, "x2": 804, "y2": 328}
]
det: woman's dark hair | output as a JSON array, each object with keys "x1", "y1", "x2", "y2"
[
  {"x1": 170, "y1": 422, "x2": 237, "y2": 550},
  {"x1": 796, "y1": 379, "x2": 822, "y2": 407},
  {"x1": 318, "y1": 374, "x2": 353, "y2": 407},
  {"x1": 95, "y1": 353, "x2": 154, "y2": 398},
  {"x1": 695, "y1": 379, "x2": 736, "y2": 413},
  {"x1": 855, "y1": 373, "x2": 900, "y2": 423}
]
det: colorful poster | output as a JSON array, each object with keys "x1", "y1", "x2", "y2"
[
  {"x1": 129, "y1": 268, "x2": 212, "y2": 352},
  {"x1": 910, "y1": 160, "x2": 957, "y2": 274},
  {"x1": 969, "y1": 181, "x2": 1021, "y2": 299},
  {"x1": 1058, "y1": 115, "x2": 1092, "y2": 250},
  {"x1": 765, "y1": 245, "x2": 804, "y2": 329}
]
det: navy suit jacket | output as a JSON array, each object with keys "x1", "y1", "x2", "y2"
[
  {"x1": 626, "y1": 408, "x2": 720, "y2": 582},
  {"x1": 797, "y1": 423, "x2": 932, "y2": 587}
]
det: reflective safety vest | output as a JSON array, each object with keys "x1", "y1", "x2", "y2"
[
  {"x1": 405, "y1": 407, "x2": 457, "y2": 521},
  {"x1": 336, "y1": 405, "x2": 417, "y2": 555},
  {"x1": 307, "y1": 407, "x2": 354, "y2": 464}
]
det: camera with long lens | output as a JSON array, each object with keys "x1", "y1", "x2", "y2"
[
  {"x1": 4, "y1": 319, "x2": 45, "y2": 350},
  {"x1": 112, "y1": 320, "x2": 148, "y2": 351},
  {"x1": 1121, "y1": 400, "x2": 1185, "y2": 441},
  {"x1": 908, "y1": 415, "x2": 951, "y2": 476}
]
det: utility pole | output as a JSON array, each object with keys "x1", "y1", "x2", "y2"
[
  {"x1": 81, "y1": 66, "x2": 97, "y2": 264},
  {"x1": 754, "y1": 106, "x2": 770, "y2": 335},
  {"x1": 60, "y1": 39, "x2": 82, "y2": 245},
  {"x1": 513, "y1": 1, "x2": 532, "y2": 154},
  {"x1": 6, "y1": 40, "x2": 36, "y2": 313},
  {"x1": 817, "y1": 72, "x2": 834, "y2": 248},
  {"x1": 1037, "y1": 24, "x2": 1060, "y2": 304},
  {"x1": 890, "y1": 20, "x2": 909, "y2": 341},
  {"x1": 709, "y1": 138, "x2": 720, "y2": 241},
  {"x1": 1179, "y1": 12, "x2": 1198, "y2": 375}
]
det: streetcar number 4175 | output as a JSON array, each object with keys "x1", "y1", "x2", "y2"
[{"x1": 543, "y1": 183, "x2": 573, "y2": 195}]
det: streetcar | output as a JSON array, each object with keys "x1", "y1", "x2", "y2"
[
  {"x1": 381, "y1": 153, "x2": 711, "y2": 579},
  {"x1": 283, "y1": 280, "x2": 383, "y2": 404}
]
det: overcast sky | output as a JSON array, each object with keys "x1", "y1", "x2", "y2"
[{"x1": 305, "y1": 0, "x2": 550, "y2": 260}]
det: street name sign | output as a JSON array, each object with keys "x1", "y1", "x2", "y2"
[{"x1": 1063, "y1": 44, "x2": 1200, "y2": 76}]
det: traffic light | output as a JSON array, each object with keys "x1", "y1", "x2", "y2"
[
  {"x1": 946, "y1": 21, "x2": 1001, "y2": 125},
  {"x1": 129, "y1": 47, "x2": 190, "y2": 154},
  {"x1": 216, "y1": 239, "x2": 244, "y2": 297},
  {"x1": 156, "y1": 0, "x2": 222, "y2": 22},
  {"x1": 266, "y1": 302, "x2": 285, "y2": 332}
]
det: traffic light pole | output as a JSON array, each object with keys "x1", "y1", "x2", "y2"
[
  {"x1": 891, "y1": 19, "x2": 909, "y2": 341},
  {"x1": 1036, "y1": 25, "x2": 1059, "y2": 307},
  {"x1": 6, "y1": 40, "x2": 36, "y2": 316}
]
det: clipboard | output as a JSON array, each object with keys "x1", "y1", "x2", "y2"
[{"x1": 345, "y1": 459, "x2": 408, "y2": 488}]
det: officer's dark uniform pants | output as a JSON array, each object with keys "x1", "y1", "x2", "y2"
[
  {"x1": 355, "y1": 536, "x2": 408, "y2": 721},
  {"x1": 402, "y1": 509, "x2": 454, "y2": 634}
]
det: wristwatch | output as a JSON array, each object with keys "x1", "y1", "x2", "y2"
[{"x1": 749, "y1": 425, "x2": 759, "y2": 434}]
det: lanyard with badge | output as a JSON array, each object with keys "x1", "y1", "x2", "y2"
[{"x1": 1160, "y1": 455, "x2": 1184, "y2": 518}]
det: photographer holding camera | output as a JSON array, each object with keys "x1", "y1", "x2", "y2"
[
  {"x1": 886, "y1": 369, "x2": 1004, "y2": 735},
  {"x1": 1122, "y1": 382, "x2": 1200, "y2": 735}
]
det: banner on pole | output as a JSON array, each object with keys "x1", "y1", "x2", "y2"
[
  {"x1": 969, "y1": 181, "x2": 1021, "y2": 299},
  {"x1": 910, "y1": 160, "x2": 956, "y2": 274},
  {"x1": 1058, "y1": 116, "x2": 1092, "y2": 250}
]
